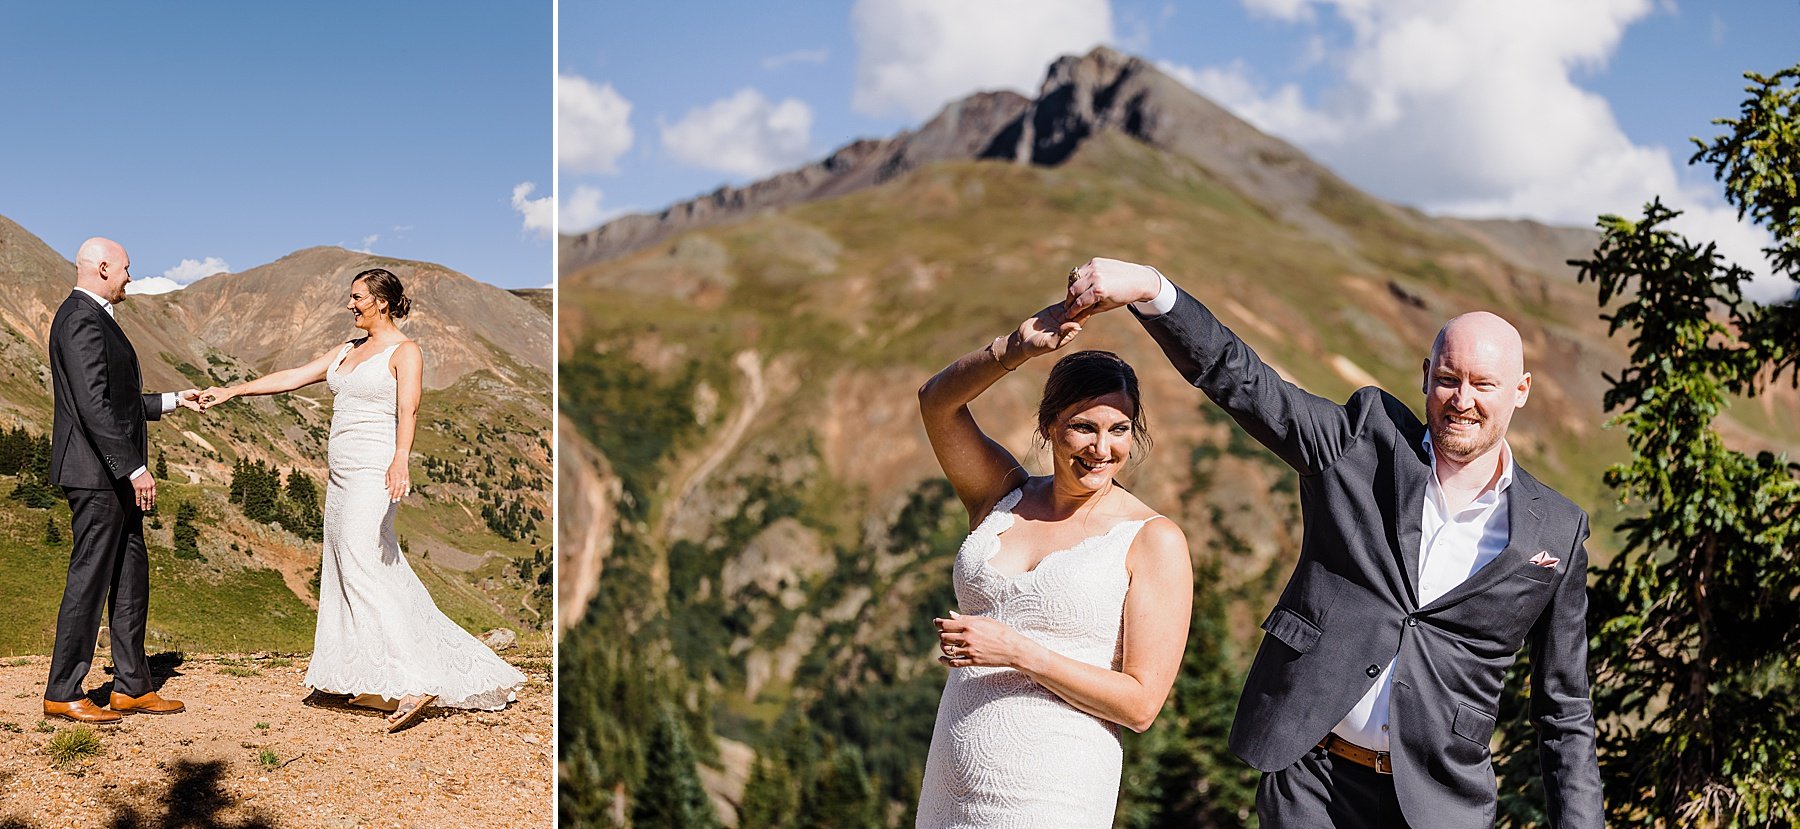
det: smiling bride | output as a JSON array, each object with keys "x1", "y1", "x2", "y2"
[
  {"x1": 912, "y1": 299, "x2": 1195, "y2": 827},
  {"x1": 199, "y1": 267, "x2": 525, "y2": 733}
]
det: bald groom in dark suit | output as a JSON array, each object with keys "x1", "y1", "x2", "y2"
[
  {"x1": 43, "y1": 237, "x2": 200, "y2": 725},
  {"x1": 1067, "y1": 258, "x2": 1602, "y2": 829}
]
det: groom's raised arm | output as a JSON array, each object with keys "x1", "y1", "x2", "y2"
[{"x1": 1070, "y1": 259, "x2": 1363, "y2": 475}]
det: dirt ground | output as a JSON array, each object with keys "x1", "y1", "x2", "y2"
[{"x1": 0, "y1": 651, "x2": 553, "y2": 828}]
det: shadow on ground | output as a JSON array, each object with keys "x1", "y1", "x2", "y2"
[{"x1": 2, "y1": 760, "x2": 277, "y2": 829}]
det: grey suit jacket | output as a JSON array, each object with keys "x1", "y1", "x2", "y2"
[
  {"x1": 1137, "y1": 287, "x2": 1602, "y2": 829},
  {"x1": 49, "y1": 291, "x2": 164, "y2": 489}
]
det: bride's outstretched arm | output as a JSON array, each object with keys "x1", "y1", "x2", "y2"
[
  {"x1": 199, "y1": 345, "x2": 339, "y2": 407},
  {"x1": 386, "y1": 341, "x2": 423, "y2": 501},
  {"x1": 918, "y1": 302, "x2": 1085, "y2": 526},
  {"x1": 934, "y1": 517, "x2": 1193, "y2": 732}
]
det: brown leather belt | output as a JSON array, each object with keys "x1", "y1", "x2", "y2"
[{"x1": 1317, "y1": 733, "x2": 1393, "y2": 774}]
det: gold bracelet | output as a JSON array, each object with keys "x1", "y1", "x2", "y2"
[{"x1": 988, "y1": 335, "x2": 1017, "y2": 372}]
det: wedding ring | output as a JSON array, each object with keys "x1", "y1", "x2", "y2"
[{"x1": 1068, "y1": 266, "x2": 1080, "y2": 285}]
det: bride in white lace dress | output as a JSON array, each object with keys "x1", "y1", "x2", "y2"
[
  {"x1": 200, "y1": 268, "x2": 525, "y2": 731},
  {"x1": 914, "y1": 300, "x2": 1194, "y2": 827}
]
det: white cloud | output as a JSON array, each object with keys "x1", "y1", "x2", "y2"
[
  {"x1": 1170, "y1": 0, "x2": 1783, "y2": 298},
  {"x1": 660, "y1": 88, "x2": 814, "y2": 177},
  {"x1": 560, "y1": 184, "x2": 617, "y2": 234},
  {"x1": 131, "y1": 256, "x2": 229, "y2": 294},
  {"x1": 161, "y1": 256, "x2": 230, "y2": 283},
  {"x1": 851, "y1": 0, "x2": 1114, "y2": 119},
  {"x1": 354, "y1": 234, "x2": 379, "y2": 254},
  {"x1": 512, "y1": 182, "x2": 554, "y2": 238},
  {"x1": 560, "y1": 74, "x2": 634, "y2": 175},
  {"x1": 128, "y1": 277, "x2": 184, "y2": 295},
  {"x1": 763, "y1": 48, "x2": 829, "y2": 70}
]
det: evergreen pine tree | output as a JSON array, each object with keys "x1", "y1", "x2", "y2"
[
  {"x1": 229, "y1": 458, "x2": 247, "y2": 504},
  {"x1": 28, "y1": 434, "x2": 50, "y2": 481},
  {"x1": 44, "y1": 514, "x2": 61, "y2": 545},
  {"x1": 799, "y1": 745, "x2": 880, "y2": 829},
  {"x1": 738, "y1": 750, "x2": 797, "y2": 829},
  {"x1": 173, "y1": 501, "x2": 201, "y2": 560},
  {"x1": 631, "y1": 707, "x2": 719, "y2": 829},
  {"x1": 0, "y1": 425, "x2": 29, "y2": 474},
  {"x1": 155, "y1": 452, "x2": 168, "y2": 479}
]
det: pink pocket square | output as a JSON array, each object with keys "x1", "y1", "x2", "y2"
[{"x1": 1528, "y1": 551, "x2": 1560, "y2": 568}]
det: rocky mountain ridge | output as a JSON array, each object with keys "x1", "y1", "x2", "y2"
[{"x1": 564, "y1": 46, "x2": 1503, "y2": 275}]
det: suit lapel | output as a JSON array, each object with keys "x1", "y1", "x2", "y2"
[
  {"x1": 1419, "y1": 468, "x2": 1545, "y2": 613},
  {"x1": 1390, "y1": 428, "x2": 1429, "y2": 609}
]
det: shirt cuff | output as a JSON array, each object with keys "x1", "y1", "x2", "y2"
[
  {"x1": 1129, "y1": 268, "x2": 1178, "y2": 318},
  {"x1": 129, "y1": 465, "x2": 148, "y2": 480},
  {"x1": 161, "y1": 392, "x2": 178, "y2": 415}
]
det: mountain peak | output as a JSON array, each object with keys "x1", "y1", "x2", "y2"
[{"x1": 560, "y1": 46, "x2": 1359, "y2": 274}]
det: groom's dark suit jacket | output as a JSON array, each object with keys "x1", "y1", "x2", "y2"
[
  {"x1": 49, "y1": 291, "x2": 165, "y2": 488},
  {"x1": 1136, "y1": 287, "x2": 1602, "y2": 829}
]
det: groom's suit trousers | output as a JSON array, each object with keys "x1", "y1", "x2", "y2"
[
  {"x1": 46, "y1": 484, "x2": 152, "y2": 701},
  {"x1": 1258, "y1": 746, "x2": 1414, "y2": 829}
]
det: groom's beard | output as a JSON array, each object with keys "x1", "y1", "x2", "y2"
[{"x1": 1429, "y1": 412, "x2": 1502, "y2": 462}]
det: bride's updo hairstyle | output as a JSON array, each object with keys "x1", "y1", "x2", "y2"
[
  {"x1": 1036, "y1": 350, "x2": 1152, "y2": 459},
  {"x1": 353, "y1": 268, "x2": 412, "y2": 320}
]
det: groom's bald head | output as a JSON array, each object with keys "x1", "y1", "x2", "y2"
[
  {"x1": 1429, "y1": 312, "x2": 1525, "y2": 376},
  {"x1": 74, "y1": 237, "x2": 132, "y2": 303}
]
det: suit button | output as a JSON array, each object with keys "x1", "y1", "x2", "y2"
[
  {"x1": 1405, "y1": 617, "x2": 1419, "y2": 627},
  {"x1": 1366, "y1": 665, "x2": 1380, "y2": 678}
]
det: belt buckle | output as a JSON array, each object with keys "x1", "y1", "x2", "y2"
[{"x1": 1374, "y1": 751, "x2": 1392, "y2": 774}]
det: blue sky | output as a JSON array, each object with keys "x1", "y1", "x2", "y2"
[
  {"x1": 560, "y1": 0, "x2": 1799, "y2": 298},
  {"x1": 3, "y1": 2, "x2": 551, "y2": 290}
]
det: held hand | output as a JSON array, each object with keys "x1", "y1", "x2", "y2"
[
  {"x1": 131, "y1": 473, "x2": 156, "y2": 513},
  {"x1": 385, "y1": 457, "x2": 410, "y2": 503},
  {"x1": 934, "y1": 611, "x2": 1042, "y2": 670},
  {"x1": 175, "y1": 389, "x2": 204, "y2": 413},
  {"x1": 1010, "y1": 303, "x2": 1086, "y2": 364},
  {"x1": 197, "y1": 387, "x2": 234, "y2": 410},
  {"x1": 1065, "y1": 257, "x2": 1163, "y2": 317}
]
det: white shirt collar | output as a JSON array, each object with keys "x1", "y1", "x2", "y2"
[
  {"x1": 73, "y1": 286, "x2": 115, "y2": 317},
  {"x1": 1421, "y1": 430, "x2": 1515, "y2": 500}
]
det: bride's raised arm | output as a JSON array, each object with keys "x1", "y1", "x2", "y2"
[
  {"x1": 918, "y1": 302, "x2": 1085, "y2": 527},
  {"x1": 199, "y1": 343, "x2": 344, "y2": 407},
  {"x1": 386, "y1": 341, "x2": 423, "y2": 501}
]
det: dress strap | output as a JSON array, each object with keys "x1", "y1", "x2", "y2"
[
  {"x1": 975, "y1": 487, "x2": 1025, "y2": 535},
  {"x1": 328, "y1": 341, "x2": 356, "y2": 375}
]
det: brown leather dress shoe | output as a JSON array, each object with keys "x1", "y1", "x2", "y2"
[
  {"x1": 109, "y1": 690, "x2": 185, "y2": 715},
  {"x1": 44, "y1": 698, "x2": 123, "y2": 726}
]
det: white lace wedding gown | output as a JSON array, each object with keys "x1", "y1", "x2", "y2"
[
  {"x1": 917, "y1": 487, "x2": 1156, "y2": 829},
  {"x1": 303, "y1": 340, "x2": 526, "y2": 710}
]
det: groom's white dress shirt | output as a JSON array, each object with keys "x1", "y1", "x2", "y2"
[
  {"x1": 72, "y1": 286, "x2": 178, "y2": 481},
  {"x1": 1133, "y1": 269, "x2": 1517, "y2": 754},
  {"x1": 1330, "y1": 434, "x2": 1513, "y2": 752}
]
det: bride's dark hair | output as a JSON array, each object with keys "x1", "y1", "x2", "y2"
[
  {"x1": 1036, "y1": 350, "x2": 1151, "y2": 459},
  {"x1": 352, "y1": 268, "x2": 412, "y2": 319}
]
